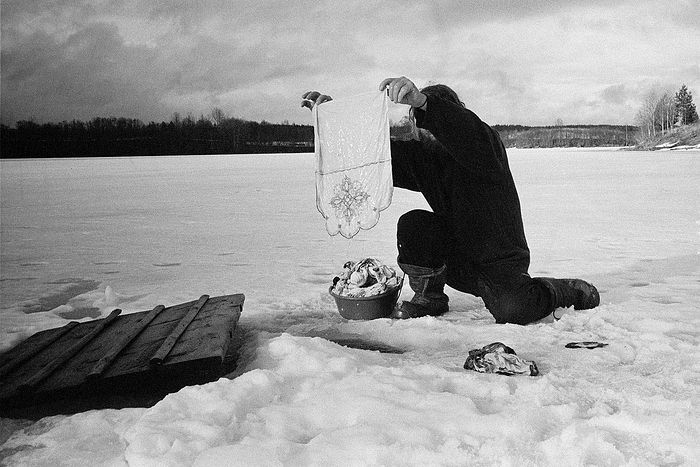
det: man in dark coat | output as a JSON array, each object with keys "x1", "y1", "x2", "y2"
[{"x1": 302, "y1": 76, "x2": 599, "y2": 324}]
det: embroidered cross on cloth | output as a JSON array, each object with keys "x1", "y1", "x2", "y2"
[{"x1": 312, "y1": 91, "x2": 393, "y2": 238}]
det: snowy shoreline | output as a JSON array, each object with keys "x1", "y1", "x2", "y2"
[
  {"x1": 508, "y1": 146, "x2": 630, "y2": 151},
  {"x1": 6, "y1": 144, "x2": 700, "y2": 163}
]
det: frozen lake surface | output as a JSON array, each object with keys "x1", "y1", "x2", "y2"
[{"x1": 1, "y1": 150, "x2": 699, "y2": 465}]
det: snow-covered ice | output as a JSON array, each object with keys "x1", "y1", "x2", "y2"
[{"x1": 1, "y1": 150, "x2": 698, "y2": 466}]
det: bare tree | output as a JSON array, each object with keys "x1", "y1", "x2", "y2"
[
  {"x1": 636, "y1": 88, "x2": 659, "y2": 140},
  {"x1": 210, "y1": 107, "x2": 226, "y2": 126},
  {"x1": 635, "y1": 85, "x2": 684, "y2": 143},
  {"x1": 664, "y1": 92, "x2": 676, "y2": 131},
  {"x1": 654, "y1": 91, "x2": 675, "y2": 134}
]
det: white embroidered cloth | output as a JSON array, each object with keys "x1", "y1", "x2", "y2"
[{"x1": 313, "y1": 91, "x2": 393, "y2": 238}]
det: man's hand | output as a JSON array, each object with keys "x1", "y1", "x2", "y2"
[
  {"x1": 301, "y1": 91, "x2": 332, "y2": 110},
  {"x1": 379, "y1": 77, "x2": 427, "y2": 108}
]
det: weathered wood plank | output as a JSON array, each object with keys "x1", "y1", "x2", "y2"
[
  {"x1": 0, "y1": 320, "x2": 107, "y2": 392},
  {"x1": 87, "y1": 305, "x2": 166, "y2": 380},
  {"x1": 1, "y1": 294, "x2": 245, "y2": 418},
  {"x1": 1, "y1": 296, "x2": 244, "y2": 395},
  {"x1": 0, "y1": 321, "x2": 79, "y2": 379},
  {"x1": 150, "y1": 295, "x2": 209, "y2": 366},
  {"x1": 166, "y1": 296, "x2": 243, "y2": 365},
  {"x1": 103, "y1": 295, "x2": 243, "y2": 376},
  {"x1": 0, "y1": 324, "x2": 101, "y2": 397},
  {"x1": 18, "y1": 309, "x2": 122, "y2": 392},
  {"x1": 25, "y1": 313, "x2": 146, "y2": 394}
]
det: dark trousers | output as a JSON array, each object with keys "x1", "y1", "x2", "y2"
[{"x1": 396, "y1": 209, "x2": 553, "y2": 324}]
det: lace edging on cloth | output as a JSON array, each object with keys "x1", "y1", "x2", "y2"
[{"x1": 313, "y1": 91, "x2": 393, "y2": 239}]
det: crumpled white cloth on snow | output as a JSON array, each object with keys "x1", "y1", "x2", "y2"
[{"x1": 312, "y1": 91, "x2": 393, "y2": 238}]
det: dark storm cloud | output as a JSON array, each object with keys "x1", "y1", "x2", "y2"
[
  {"x1": 1, "y1": 0, "x2": 379, "y2": 124},
  {"x1": 1, "y1": 22, "x2": 167, "y2": 123},
  {"x1": 1, "y1": 0, "x2": 699, "y2": 125},
  {"x1": 166, "y1": 36, "x2": 310, "y2": 93}
]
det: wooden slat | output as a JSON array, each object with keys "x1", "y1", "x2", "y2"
[
  {"x1": 101, "y1": 296, "x2": 243, "y2": 377},
  {"x1": 0, "y1": 321, "x2": 80, "y2": 379},
  {"x1": 19, "y1": 309, "x2": 122, "y2": 392},
  {"x1": 150, "y1": 295, "x2": 209, "y2": 366},
  {"x1": 87, "y1": 305, "x2": 166, "y2": 380}
]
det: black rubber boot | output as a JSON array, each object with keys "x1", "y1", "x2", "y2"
[
  {"x1": 535, "y1": 278, "x2": 600, "y2": 312},
  {"x1": 390, "y1": 263, "x2": 449, "y2": 319}
]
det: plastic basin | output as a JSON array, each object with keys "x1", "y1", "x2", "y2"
[{"x1": 329, "y1": 278, "x2": 404, "y2": 320}]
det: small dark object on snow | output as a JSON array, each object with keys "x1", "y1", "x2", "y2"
[
  {"x1": 565, "y1": 341, "x2": 608, "y2": 349},
  {"x1": 464, "y1": 342, "x2": 539, "y2": 376}
]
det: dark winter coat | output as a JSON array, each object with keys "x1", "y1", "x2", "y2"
[{"x1": 390, "y1": 94, "x2": 531, "y2": 291}]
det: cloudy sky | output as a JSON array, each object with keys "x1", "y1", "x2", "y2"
[{"x1": 2, "y1": 0, "x2": 699, "y2": 127}]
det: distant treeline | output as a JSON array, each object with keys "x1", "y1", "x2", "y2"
[
  {"x1": 0, "y1": 116, "x2": 313, "y2": 158},
  {"x1": 492, "y1": 124, "x2": 637, "y2": 148},
  {"x1": 1, "y1": 116, "x2": 636, "y2": 158}
]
